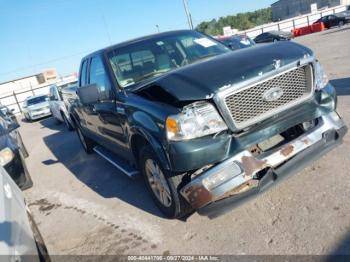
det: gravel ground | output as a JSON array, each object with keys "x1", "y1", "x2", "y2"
[{"x1": 22, "y1": 25, "x2": 350, "y2": 256}]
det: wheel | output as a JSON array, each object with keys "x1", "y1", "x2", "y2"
[
  {"x1": 54, "y1": 117, "x2": 62, "y2": 125},
  {"x1": 139, "y1": 145, "x2": 193, "y2": 219},
  {"x1": 62, "y1": 113, "x2": 73, "y2": 131},
  {"x1": 76, "y1": 125, "x2": 94, "y2": 154},
  {"x1": 24, "y1": 113, "x2": 31, "y2": 122},
  {"x1": 339, "y1": 21, "x2": 344, "y2": 27}
]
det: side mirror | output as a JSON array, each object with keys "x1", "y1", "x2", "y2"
[{"x1": 77, "y1": 84, "x2": 100, "y2": 105}]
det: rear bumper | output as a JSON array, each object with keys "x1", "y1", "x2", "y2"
[{"x1": 180, "y1": 111, "x2": 347, "y2": 218}]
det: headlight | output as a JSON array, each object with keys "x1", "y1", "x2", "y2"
[
  {"x1": 166, "y1": 102, "x2": 227, "y2": 141},
  {"x1": 315, "y1": 61, "x2": 328, "y2": 90},
  {"x1": 0, "y1": 147, "x2": 14, "y2": 166}
]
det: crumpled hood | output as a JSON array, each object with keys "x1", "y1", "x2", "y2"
[
  {"x1": 27, "y1": 101, "x2": 50, "y2": 111},
  {"x1": 133, "y1": 41, "x2": 313, "y2": 101}
]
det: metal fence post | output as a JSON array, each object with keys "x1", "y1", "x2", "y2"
[
  {"x1": 13, "y1": 91, "x2": 21, "y2": 113},
  {"x1": 30, "y1": 83, "x2": 35, "y2": 96}
]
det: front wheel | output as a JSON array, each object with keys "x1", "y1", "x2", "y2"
[{"x1": 139, "y1": 146, "x2": 193, "y2": 219}]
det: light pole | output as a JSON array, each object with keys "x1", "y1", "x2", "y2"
[
  {"x1": 156, "y1": 24, "x2": 160, "y2": 32},
  {"x1": 182, "y1": 0, "x2": 194, "y2": 30}
]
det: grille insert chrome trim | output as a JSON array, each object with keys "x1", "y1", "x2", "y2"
[{"x1": 222, "y1": 64, "x2": 314, "y2": 130}]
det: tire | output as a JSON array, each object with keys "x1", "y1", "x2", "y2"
[
  {"x1": 76, "y1": 125, "x2": 95, "y2": 154},
  {"x1": 54, "y1": 117, "x2": 61, "y2": 125},
  {"x1": 139, "y1": 145, "x2": 193, "y2": 219},
  {"x1": 62, "y1": 113, "x2": 73, "y2": 131}
]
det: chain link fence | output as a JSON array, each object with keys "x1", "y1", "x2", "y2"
[{"x1": 0, "y1": 84, "x2": 52, "y2": 115}]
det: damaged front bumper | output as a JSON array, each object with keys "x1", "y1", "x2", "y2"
[{"x1": 180, "y1": 111, "x2": 347, "y2": 218}]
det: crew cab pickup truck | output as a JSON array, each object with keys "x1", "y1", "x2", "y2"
[{"x1": 72, "y1": 30, "x2": 347, "y2": 219}]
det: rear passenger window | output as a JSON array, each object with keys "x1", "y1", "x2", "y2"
[
  {"x1": 80, "y1": 60, "x2": 88, "y2": 86},
  {"x1": 89, "y1": 56, "x2": 112, "y2": 100}
]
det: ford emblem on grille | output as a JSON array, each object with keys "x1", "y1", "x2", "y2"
[{"x1": 262, "y1": 87, "x2": 284, "y2": 102}]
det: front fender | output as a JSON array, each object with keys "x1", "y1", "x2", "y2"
[{"x1": 129, "y1": 110, "x2": 170, "y2": 170}]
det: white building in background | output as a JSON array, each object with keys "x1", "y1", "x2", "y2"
[{"x1": 0, "y1": 69, "x2": 58, "y2": 96}]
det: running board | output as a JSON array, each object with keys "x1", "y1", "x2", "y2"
[{"x1": 93, "y1": 146, "x2": 139, "y2": 179}]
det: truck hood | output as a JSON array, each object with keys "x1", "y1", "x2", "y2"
[{"x1": 133, "y1": 41, "x2": 313, "y2": 102}]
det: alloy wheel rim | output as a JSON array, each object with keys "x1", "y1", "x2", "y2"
[{"x1": 145, "y1": 159, "x2": 172, "y2": 207}]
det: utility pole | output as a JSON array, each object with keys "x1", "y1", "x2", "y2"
[{"x1": 182, "y1": 0, "x2": 194, "y2": 30}]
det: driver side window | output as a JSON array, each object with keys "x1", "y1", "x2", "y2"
[{"x1": 89, "y1": 56, "x2": 112, "y2": 101}]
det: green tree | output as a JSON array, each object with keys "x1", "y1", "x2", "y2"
[{"x1": 196, "y1": 7, "x2": 272, "y2": 35}]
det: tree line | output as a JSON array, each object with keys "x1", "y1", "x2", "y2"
[{"x1": 196, "y1": 7, "x2": 272, "y2": 36}]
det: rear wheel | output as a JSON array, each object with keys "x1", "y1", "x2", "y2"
[
  {"x1": 139, "y1": 145, "x2": 192, "y2": 219},
  {"x1": 76, "y1": 126, "x2": 94, "y2": 154},
  {"x1": 62, "y1": 112, "x2": 73, "y2": 131}
]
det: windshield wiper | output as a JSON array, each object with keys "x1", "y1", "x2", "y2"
[{"x1": 136, "y1": 70, "x2": 170, "y2": 82}]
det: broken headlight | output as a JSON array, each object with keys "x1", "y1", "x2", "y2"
[
  {"x1": 166, "y1": 102, "x2": 227, "y2": 141},
  {"x1": 315, "y1": 61, "x2": 328, "y2": 90}
]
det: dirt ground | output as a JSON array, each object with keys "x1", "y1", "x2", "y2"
[{"x1": 22, "y1": 25, "x2": 350, "y2": 256}]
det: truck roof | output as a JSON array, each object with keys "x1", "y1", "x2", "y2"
[{"x1": 81, "y1": 30, "x2": 194, "y2": 60}]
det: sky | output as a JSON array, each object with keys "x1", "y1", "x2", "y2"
[{"x1": 0, "y1": 0, "x2": 276, "y2": 83}]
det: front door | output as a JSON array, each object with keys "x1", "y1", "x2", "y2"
[{"x1": 87, "y1": 55, "x2": 127, "y2": 159}]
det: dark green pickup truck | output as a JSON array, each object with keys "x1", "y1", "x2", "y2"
[{"x1": 71, "y1": 30, "x2": 347, "y2": 219}]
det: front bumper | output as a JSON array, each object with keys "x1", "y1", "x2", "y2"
[{"x1": 180, "y1": 111, "x2": 347, "y2": 218}]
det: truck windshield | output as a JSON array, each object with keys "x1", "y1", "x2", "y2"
[
  {"x1": 108, "y1": 31, "x2": 230, "y2": 88},
  {"x1": 27, "y1": 95, "x2": 49, "y2": 106}
]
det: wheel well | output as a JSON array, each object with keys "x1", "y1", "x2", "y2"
[{"x1": 130, "y1": 134, "x2": 149, "y2": 167}]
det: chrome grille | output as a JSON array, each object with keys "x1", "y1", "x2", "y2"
[{"x1": 224, "y1": 65, "x2": 313, "y2": 129}]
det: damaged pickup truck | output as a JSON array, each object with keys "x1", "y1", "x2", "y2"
[{"x1": 72, "y1": 30, "x2": 347, "y2": 219}]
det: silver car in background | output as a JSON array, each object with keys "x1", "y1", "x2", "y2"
[
  {"x1": 0, "y1": 166, "x2": 50, "y2": 261},
  {"x1": 23, "y1": 95, "x2": 51, "y2": 121},
  {"x1": 49, "y1": 79, "x2": 77, "y2": 130}
]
